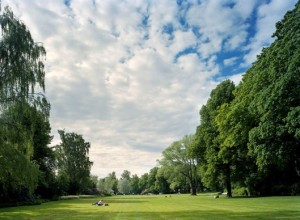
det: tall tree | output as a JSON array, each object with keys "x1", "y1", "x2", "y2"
[
  {"x1": 159, "y1": 135, "x2": 199, "y2": 195},
  {"x1": 130, "y1": 174, "x2": 141, "y2": 194},
  {"x1": 55, "y1": 130, "x2": 93, "y2": 194},
  {"x1": 209, "y1": 2, "x2": 300, "y2": 196},
  {"x1": 154, "y1": 168, "x2": 171, "y2": 194},
  {"x1": 0, "y1": 6, "x2": 46, "y2": 108},
  {"x1": 148, "y1": 167, "x2": 159, "y2": 194},
  {"x1": 0, "y1": 5, "x2": 50, "y2": 202},
  {"x1": 244, "y1": 2, "x2": 300, "y2": 195},
  {"x1": 193, "y1": 80, "x2": 235, "y2": 196},
  {"x1": 138, "y1": 173, "x2": 149, "y2": 194}
]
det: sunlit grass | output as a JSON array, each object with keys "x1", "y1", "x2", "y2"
[{"x1": 0, "y1": 194, "x2": 299, "y2": 219}]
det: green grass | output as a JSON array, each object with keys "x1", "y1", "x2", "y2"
[{"x1": 0, "y1": 194, "x2": 299, "y2": 219}]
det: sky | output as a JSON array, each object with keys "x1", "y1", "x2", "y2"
[{"x1": 3, "y1": 0, "x2": 297, "y2": 178}]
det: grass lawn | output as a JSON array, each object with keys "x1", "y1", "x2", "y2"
[{"x1": 0, "y1": 194, "x2": 299, "y2": 220}]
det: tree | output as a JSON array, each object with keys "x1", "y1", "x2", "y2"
[
  {"x1": 97, "y1": 172, "x2": 118, "y2": 195},
  {"x1": 54, "y1": 130, "x2": 93, "y2": 194},
  {"x1": 0, "y1": 6, "x2": 46, "y2": 108},
  {"x1": 118, "y1": 178, "x2": 131, "y2": 195},
  {"x1": 159, "y1": 135, "x2": 199, "y2": 195},
  {"x1": 121, "y1": 170, "x2": 131, "y2": 181},
  {"x1": 130, "y1": 174, "x2": 141, "y2": 194},
  {"x1": 244, "y1": 2, "x2": 300, "y2": 195},
  {"x1": 198, "y1": 2, "x2": 300, "y2": 196},
  {"x1": 154, "y1": 168, "x2": 170, "y2": 194},
  {"x1": 6, "y1": 102, "x2": 55, "y2": 199},
  {"x1": 83, "y1": 175, "x2": 98, "y2": 195},
  {"x1": 192, "y1": 80, "x2": 235, "y2": 196},
  {"x1": 139, "y1": 173, "x2": 149, "y2": 194},
  {"x1": 0, "y1": 4, "x2": 50, "y2": 202},
  {"x1": 148, "y1": 167, "x2": 159, "y2": 194}
]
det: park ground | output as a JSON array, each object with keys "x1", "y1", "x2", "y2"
[{"x1": 0, "y1": 194, "x2": 299, "y2": 220}]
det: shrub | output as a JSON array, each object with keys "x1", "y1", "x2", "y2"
[{"x1": 232, "y1": 187, "x2": 249, "y2": 196}]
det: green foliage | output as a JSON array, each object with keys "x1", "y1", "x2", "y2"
[
  {"x1": 0, "y1": 142, "x2": 39, "y2": 196},
  {"x1": 130, "y1": 174, "x2": 141, "y2": 194},
  {"x1": 120, "y1": 170, "x2": 131, "y2": 180},
  {"x1": 0, "y1": 4, "x2": 54, "y2": 203},
  {"x1": 97, "y1": 171, "x2": 118, "y2": 195},
  {"x1": 148, "y1": 167, "x2": 159, "y2": 194},
  {"x1": 138, "y1": 173, "x2": 149, "y2": 193},
  {"x1": 232, "y1": 187, "x2": 249, "y2": 196},
  {"x1": 193, "y1": 80, "x2": 236, "y2": 196},
  {"x1": 54, "y1": 130, "x2": 93, "y2": 195},
  {"x1": 159, "y1": 135, "x2": 199, "y2": 195},
  {"x1": 242, "y1": 2, "x2": 299, "y2": 195},
  {"x1": 118, "y1": 178, "x2": 131, "y2": 195},
  {"x1": 0, "y1": 94, "x2": 52, "y2": 203},
  {"x1": 192, "y1": 2, "x2": 300, "y2": 196},
  {"x1": 154, "y1": 168, "x2": 171, "y2": 194},
  {"x1": 0, "y1": 6, "x2": 46, "y2": 107}
]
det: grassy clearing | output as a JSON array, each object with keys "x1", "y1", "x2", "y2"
[{"x1": 0, "y1": 194, "x2": 299, "y2": 220}]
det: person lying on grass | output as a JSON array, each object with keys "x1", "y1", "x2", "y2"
[{"x1": 92, "y1": 200, "x2": 109, "y2": 206}]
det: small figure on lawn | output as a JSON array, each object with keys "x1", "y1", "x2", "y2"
[{"x1": 93, "y1": 200, "x2": 109, "y2": 206}]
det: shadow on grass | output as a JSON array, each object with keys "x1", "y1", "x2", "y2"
[{"x1": 104, "y1": 199, "x2": 146, "y2": 204}]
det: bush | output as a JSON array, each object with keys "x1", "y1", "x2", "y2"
[
  {"x1": 290, "y1": 183, "x2": 300, "y2": 195},
  {"x1": 232, "y1": 187, "x2": 249, "y2": 196},
  {"x1": 0, "y1": 199, "x2": 42, "y2": 208},
  {"x1": 59, "y1": 195, "x2": 79, "y2": 200}
]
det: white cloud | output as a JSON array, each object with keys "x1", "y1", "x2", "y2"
[
  {"x1": 186, "y1": 0, "x2": 254, "y2": 58},
  {"x1": 224, "y1": 57, "x2": 239, "y2": 67}
]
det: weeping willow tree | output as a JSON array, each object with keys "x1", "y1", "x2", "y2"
[{"x1": 0, "y1": 4, "x2": 50, "y2": 202}]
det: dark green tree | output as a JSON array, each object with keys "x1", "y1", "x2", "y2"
[
  {"x1": 193, "y1": 80, "x2": 235, "y2": 196},
  {"x1": 139, "y1": 173, "x2": 149, "y2": 194},
  {"x1": 244, "y1": 2, "x2": 300, "y2": 195},
  {"x1": 0, "y1": 6, "x2": 46, "y2": 107},
  {"x1": 154, "y1": 168, "x2": 171, "y2": 194},
  {"x1": 130, "y1": 174, "x2": 141, "y2": 194},
  {"x1": 55, "y1": 130, "x2": 93, "y2": 194},
  {"x1": 148, "y1": 167, "x2": 159, "y2": 194},
  {"x1": 0, "y1": 4, "x2": 50, "y2": 202},
  {"x1": 121, "y1": 170, "x2": 131, "y2": 180},
  {"x1": 209, "y1": 2, "x2": 300, "y2": 195}
]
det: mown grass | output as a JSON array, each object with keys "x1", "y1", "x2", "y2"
[{"x1": 0, "y1": 194, "x2": 299, "y2": 219}]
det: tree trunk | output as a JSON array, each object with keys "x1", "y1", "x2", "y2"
[
  {"x1": 190, "y1": 183, "x2": 197, "y2": 195},
  {"x1": 189, "y1": 163, "x2": 198, "y2": 195},
  {"x1": 225, "y1": 164, "x2": 232, "y2": 197}
]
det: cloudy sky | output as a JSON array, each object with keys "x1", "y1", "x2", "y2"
[{"x1": 4, "y1": 0, "x2": 297, "y2": 178}]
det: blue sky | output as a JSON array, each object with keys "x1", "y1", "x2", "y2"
[{"x1": 4, "y1": 0, "x2": 297, "y2": 177}]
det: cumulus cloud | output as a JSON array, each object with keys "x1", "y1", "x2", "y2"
[
  {"x1": 2, "y1": 0, "x2": 296, "y2": 177},
  {"x1": 223, "y1": 57, "x2": 239, "y2": 67}
]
